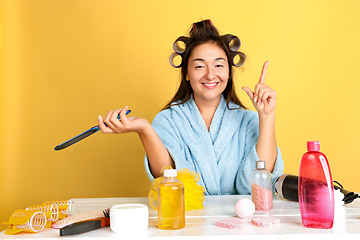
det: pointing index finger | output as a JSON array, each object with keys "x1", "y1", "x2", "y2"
[{"x1": 258, "y1": 61, "x2": 269, "y2": 84}]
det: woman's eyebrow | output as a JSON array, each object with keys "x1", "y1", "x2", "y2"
[
  {"x1": 192, "y1": 57, "x2": 226, "y2": 62},
  {"x1": 192, "y1": 58, "x2": 205, "y2": 62}
]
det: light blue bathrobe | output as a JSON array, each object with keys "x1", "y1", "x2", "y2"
[{"x1": 144, "y1": 95, "x2": 284, "y2": 195}]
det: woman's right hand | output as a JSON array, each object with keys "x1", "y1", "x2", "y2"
[
  {"x1": 98, "y1": 106, "x2": 149, "y2": 134},
  {"x1": 99, "y1": 106, "x2": 175, "y2": 177}
]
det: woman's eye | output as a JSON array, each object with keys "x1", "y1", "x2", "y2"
[
  {"x1": 215, "y1": 64, "x2": 224, "y2": 68},
  {"x1": 195, "y1": 65, "x2": 204, "y2": 69}
]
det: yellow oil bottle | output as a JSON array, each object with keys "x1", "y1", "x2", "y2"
[{"x1": 158, "y1": 169, "x2": 185, "y2": 230}]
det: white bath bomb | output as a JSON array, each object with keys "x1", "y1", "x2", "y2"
[{"x1": 235, "y1": 198, "x2": 255, "y2": 219}]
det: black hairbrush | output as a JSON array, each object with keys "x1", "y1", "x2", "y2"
[{"x1": 57, "y1": 209, "x2": 110, "y2": 236}]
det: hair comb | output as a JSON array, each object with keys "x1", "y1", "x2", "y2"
[{"x1": 54, "y1": 110, "x2": 131, "y2": 151}]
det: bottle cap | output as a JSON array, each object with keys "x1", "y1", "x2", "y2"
[
  {"x1": 307, "y1": 141, "x2": 320, "y2": 152},
  {"x1": 255, "y1": 161, "x2": 266, "y2": 169},
  {"x1": 163, "y1": 169, "x2": 177, "y2": 177}
]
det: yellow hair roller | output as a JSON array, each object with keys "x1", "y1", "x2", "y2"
[
  {"x1": 43, "y1": 200, "x2": 70, "y2": 219},
  {"x1": 26, "y1": 204, "x2": 59, "y2": 228},
  {"x1": 3, "y1": 210, "x2": 46, "y2": 235}
]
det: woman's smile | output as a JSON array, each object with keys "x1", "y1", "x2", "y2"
[{"x1": 202, "y1": 82, "x2": 219, "y2": 90}]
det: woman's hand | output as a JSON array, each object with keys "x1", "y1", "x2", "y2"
[
  {"x1": 242, "y1": 61, "x2": 278, "y2": 172},
  {"x1": 98, "y1": 106, "x2": 149, "y2": 134},
  {"x1": 242, "y1": 61, "x2": 276, "y2": 117},
  {"x1": 99, "y1": 106, "x2": 175, "y2": 177}
]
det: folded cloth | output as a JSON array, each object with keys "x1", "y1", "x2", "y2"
[{"x1": 144, "y1": 95, "x2": 284, "y2": 195}]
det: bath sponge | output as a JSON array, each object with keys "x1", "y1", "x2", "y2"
[
  {"x1": 215, "y1": 218, "x2": 244, "y2": 229},
  {"x1": 251, "y1": 217, "x2": 280, "y2": 227}
]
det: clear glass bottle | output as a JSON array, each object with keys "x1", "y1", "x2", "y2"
[
  {"x1": 158, "y1": 169, "x2": 185, "y2": 230},
  {"x1": 251, "y1": 160, "x2": 273, "y2": 210},
  {"x1": 299, "y1": 141, "x2": 334, "y2": 229}
]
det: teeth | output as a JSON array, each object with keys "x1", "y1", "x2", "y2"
[{"x1": 203, "y1": 83, "x2": 217, "y2": 87}]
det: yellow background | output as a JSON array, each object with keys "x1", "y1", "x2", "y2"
[{"x1": 1, "y1": 0, "x2": 360, "y2": 231}]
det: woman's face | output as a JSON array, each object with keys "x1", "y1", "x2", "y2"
[{"x1": 186, "y1": 42, "x2": 229, "y2": 107}]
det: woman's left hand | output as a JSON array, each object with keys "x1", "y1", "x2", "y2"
[{"x1": 242, "y1": 61, "x2": 276, "y2": 116}]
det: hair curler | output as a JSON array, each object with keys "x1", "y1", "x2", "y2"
[
  {"x1": 230, "y1": 51, "x2": 246, "y2": 67},
  {"x1": 3, "y1": 210, "x2": 47, "y2": 235},
  {"x1": 43, "y1": 200, "x2": 71, "y2": 219},
  {"x1": 26, "y1": 204, "x2": 59, "y2": 228},
  {"x1": 169, "y1": 32, "x2": 246, "y2": 68},
  {"x1": 221, "y1": 34, "x2": 241, "y2": 52},
  {"x1": 173, "y1": 36, "x2": 191, "y2": 54},
  {"x1": 220, "y1": 34, "x2": 245, "y2": 67},
  {"x1": 169, "y1": 53, "x2": 182, "y2": 68}
]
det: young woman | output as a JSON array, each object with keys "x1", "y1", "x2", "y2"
[{"x1": 98, "y1": 20, "x2": 284, "y2": 195}]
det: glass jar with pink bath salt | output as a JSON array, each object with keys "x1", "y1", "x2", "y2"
[{"x1": 251, "y1": 160, "x2": 273, "y2": 210}]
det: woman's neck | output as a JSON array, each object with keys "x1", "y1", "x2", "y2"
[{"x1": 193, "y1": 95, "x2": 221, "y2": 131}]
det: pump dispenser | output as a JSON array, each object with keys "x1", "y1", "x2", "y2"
[
  {"x1": 158, "y1": 169, "x2": 185, "y2": 230},
  {"x1": 251, "y1": 161, "x2": 273, "y2": 210},
  {"x1": 299, "y1": 141, "x2": 334, "y2": 229}
]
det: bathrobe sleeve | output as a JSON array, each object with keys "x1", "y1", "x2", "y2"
[
  {"x1": 144, "y1": 110, "x2": 193, "y2": 182},
  {"x1": 235, "y1": 111, "x2": 284, "y2": 194}
]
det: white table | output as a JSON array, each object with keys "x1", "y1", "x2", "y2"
[{"x1": 1, "y1": 195, "x2": 360, "y2": 239}]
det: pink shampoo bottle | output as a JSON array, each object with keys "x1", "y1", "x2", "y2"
[{"x1": 298, "y1": 141, "x2": 334, "y2": 229}]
